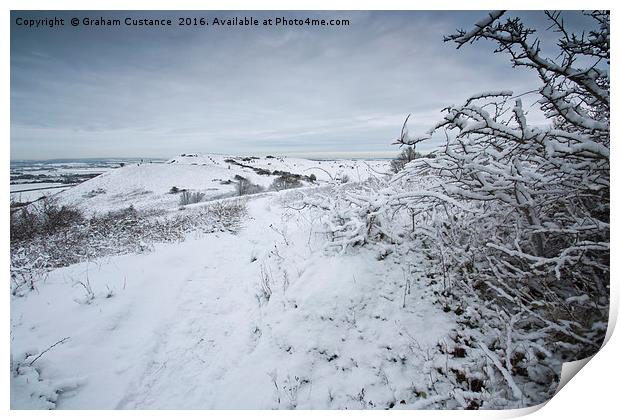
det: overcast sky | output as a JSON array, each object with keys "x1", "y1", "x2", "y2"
[{"x1": 11, "y1": 10, "x2": 594, "y2": 160}]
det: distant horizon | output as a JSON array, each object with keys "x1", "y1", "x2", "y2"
[{"x1": 9, "y1": 149, "x2": 414, "y2": 162}]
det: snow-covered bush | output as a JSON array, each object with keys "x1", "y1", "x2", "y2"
[
  {"x1": 321, "y1": 11, "x2": 609, "y2": 408},
  {"x1": 10, "y1": 198, "x2": 84, "y2": 242},
  {"x1": 11, "y1": 200, "x2": 248, "y2": 293},
  {"x1": 179, "y1": 190, "x2": 206, "y2": 206},
  {"x1": 270, "y1": 174, "x2": 303, "y2": 191},
  {"x1": 207, "y1": 200, "x2": 247, "y2": 222},
  {"x1": 236, "y1": 176, "x2": 265, "y2": 196},
  {"x1": 406, "y1": 11, "x2": 608, "y2": 406},
  {"x1": 337, "y1": 173, "x2": 350, "y2": 184},
  {"x1": 322, "y1": 181, "x2": 407, "y2": 253}
]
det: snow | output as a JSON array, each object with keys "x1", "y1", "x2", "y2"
[
  {"x1": 11, "y1": 182, "x2": 455, "y2": 409},
  {"x1": 450, "y1": 11, "x2": 505, "y2": 47},
  {"x1": 12, "y1": 145, "x2": 601, "y2": 409},
  {"x1": 52, "y1": 154, "x2": 390, "y2": 215}
]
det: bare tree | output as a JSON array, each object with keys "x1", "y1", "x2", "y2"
[{"x1": 390, "y1": 146, "x2": 420, "y2": 173}]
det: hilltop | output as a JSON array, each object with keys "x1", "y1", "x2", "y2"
[{"x1": 54, "y1": 153, "x2": 390, "y2": 214}]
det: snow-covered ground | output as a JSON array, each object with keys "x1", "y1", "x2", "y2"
[
  {"x1": 13, "y1": 153, "x2": 570, "y2": 410},
  {"x1": 11, "y1": 181, "x2": 456, "y2": 409}
]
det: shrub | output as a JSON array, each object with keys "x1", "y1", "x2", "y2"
[
  {"x1": 390, "y1": 146, "x2": 420, "y2": 173},
  {"x1": 10, "y1": 200, "x2": 249, "y2": 296},
  {"x1": 236, "y1": 177, "x2": 264, "y2": 196},
  {"x1": 254, "y1": 168, "x2": 272, "y2": 176},
  {"x1": 40, "y1": 200, "x2": 84, "y2": 234},
  {"x1": 10, "y1": 199, "x2": 84, "y2": 242},
  {"x1": 208, "y1": 200, "x2": 247, "y2": 222},
  {"x1": 270, "y1": 174, "x2": 302, "y2": 191},
  {"x1": 90, "y1": 205, "x2": 139, "y2": 228},
  {"x1": 179, "y1": 191, "x2": 206, "y2": 206},
  {"x1": 10, "y1": 207, "x2": 39, "y2": 242}
]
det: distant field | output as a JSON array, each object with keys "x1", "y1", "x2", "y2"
[
  {"x1": 10, "y1": 158, "x2": 165, "y2": 203},
  {"x1": 10, "y1": 183, "x2": 71, "y2": 202}
]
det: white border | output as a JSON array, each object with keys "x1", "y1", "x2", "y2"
[{"x1": 3, "y1": 1, "x2": 618, "y2": 419}]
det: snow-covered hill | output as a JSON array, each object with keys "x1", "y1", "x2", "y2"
[
  {"x1": 10, "y1": 150, "x2": 575, "y2": 409},
  {"x1": 54, "y1": 154, "x2": 390, "y2": 214}
]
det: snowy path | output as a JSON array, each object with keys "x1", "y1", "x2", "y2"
[
  {"x1": 11, "y1": 195, "x2": 457, "y2": 409},
  {"x1": 116, "y1": 233, "x2": 267, "y2": 409}
]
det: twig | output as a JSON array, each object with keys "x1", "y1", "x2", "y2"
[{"x1": 28, "y1": 337, "x2": 71, "y2": 366}]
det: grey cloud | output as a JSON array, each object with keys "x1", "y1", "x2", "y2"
[{"x1": 11, "y1": 10, "x2": 595, "y2": 159}]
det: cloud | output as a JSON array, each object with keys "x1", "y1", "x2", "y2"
[{"x1": 10, "y1": 10, "x2": 591, "y2": 159}]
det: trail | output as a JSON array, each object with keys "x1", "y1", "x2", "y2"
[
  {"x1": 11, "y1": 194, "x2": 456, "y2": 409},
  {"x1": 117, "y1": 233, "x2": 267, "y2": 408}
]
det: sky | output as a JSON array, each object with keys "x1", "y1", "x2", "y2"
[{"x1": 10, "y1": 10, "x2": 596, "y2": 160}]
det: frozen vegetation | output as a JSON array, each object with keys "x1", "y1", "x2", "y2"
[{"x1": 10, "y1": 11, "x2": 609, "y2": 410}]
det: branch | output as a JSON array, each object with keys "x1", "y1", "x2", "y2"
[{"x1": 28, "y1": 337, "x2": 71, "y2": 366}]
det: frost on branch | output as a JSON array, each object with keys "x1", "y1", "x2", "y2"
[
  {"x1": 321, "y1": 11, "x2": 609, "y2": 408},
  {"x1": 404, "y1": 10, "x2": 609, "y2": 405}
]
